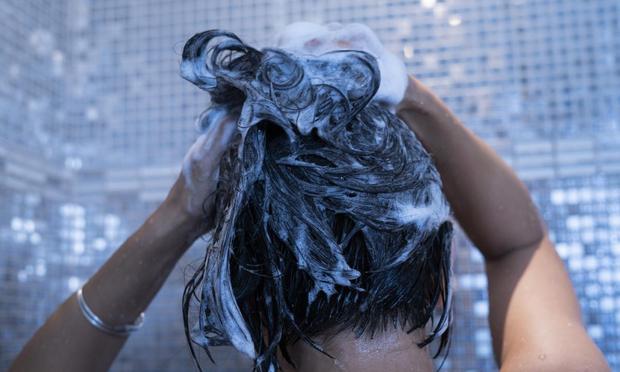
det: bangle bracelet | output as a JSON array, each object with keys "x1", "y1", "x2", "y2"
[{"x1": 76, "y1": 287, "x2": 144, "y2": 337}]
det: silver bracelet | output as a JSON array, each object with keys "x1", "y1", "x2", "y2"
[{"x1": 76, "y1": 287, "x2": 144, "y2": 337}]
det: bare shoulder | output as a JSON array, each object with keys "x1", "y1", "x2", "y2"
[
  {"x1": 485, "y1": 235, "x2": 609, "y2": 371},
  {"x1": 500, "y1": 349, "x2": 610, "y2": 372}
]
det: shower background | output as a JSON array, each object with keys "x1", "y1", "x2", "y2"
[{"x1": 1, "y1": 0, "x2": 619, "y2": 370}]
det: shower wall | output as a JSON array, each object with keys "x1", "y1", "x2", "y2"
[{"x1": 1, "y1": 0, "x2": 619, "y2": 370}]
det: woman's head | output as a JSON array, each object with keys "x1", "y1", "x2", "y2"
[{"x1": 180, "y1": 29, "x2": 453, "y2": 371}]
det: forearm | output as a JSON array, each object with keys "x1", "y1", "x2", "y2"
[
  {"x1": 396, "y1": 77, "x2": 545, "y2": 258},
  {"x1": 11, "y1": 103, "x2": 236, "y2": 372},
  {"x1": 84, "y1": 199, "x2": 201, "y2": 326},
  {"x1": 10, "y1": 196, "x2": 202, "y2": 372}
]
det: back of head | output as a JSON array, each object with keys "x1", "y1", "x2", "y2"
[{"x1": 180, "y1": 29, "x2": 453, "y2": 371}]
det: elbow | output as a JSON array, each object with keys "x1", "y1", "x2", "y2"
[{"x1": 481, "y1": 208, "x2": 548, "y2": 262}]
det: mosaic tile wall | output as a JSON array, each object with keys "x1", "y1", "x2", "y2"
[{"x1": 1, "y1": 0, "x2": 618, "y2": 370}]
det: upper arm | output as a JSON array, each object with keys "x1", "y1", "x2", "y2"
[{"x1": 484, "y1": 234, "x2": 609, "y2": 371}]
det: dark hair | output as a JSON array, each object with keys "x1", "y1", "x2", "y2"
[{"x1": 180, "y1": 29, "x2": 453, "y2": 372}]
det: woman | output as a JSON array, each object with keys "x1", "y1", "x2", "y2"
[{"x1": 10, "y1": 27, "x2": 609, "y2": 372}]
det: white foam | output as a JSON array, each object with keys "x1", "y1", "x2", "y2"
[
  {"x1": 273, "y1": 22, "x2": 408, "y2": 107},
  {"x1": 396, "y1": 184, "x2": 450, "y2": 228}
]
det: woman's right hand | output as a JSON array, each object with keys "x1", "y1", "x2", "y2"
[
  {"x1": 395, "y1": 74, "x2": 609, "y2": 371},
  {"x1": 396, "y1": 75, "x2": 446, "y2": 119}
]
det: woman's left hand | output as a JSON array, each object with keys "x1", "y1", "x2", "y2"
[{"x1": 164, "y1": 110, "x2": 239, "y2": 234}]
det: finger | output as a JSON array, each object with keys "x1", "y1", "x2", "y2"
[{"x1": 191, "y1": 115, "x2": 237, "y2": 162}]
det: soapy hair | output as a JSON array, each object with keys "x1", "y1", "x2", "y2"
[{"x1": 180, "y1": 29, "x2": 454, "y2": 372}]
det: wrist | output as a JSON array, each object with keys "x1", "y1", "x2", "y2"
[
  {"x1": 396, "y1": 76, "x2": 447, "y2": 119},
  {"x1": 153, "y1": 198, "x2": 208, "y2": 247}
]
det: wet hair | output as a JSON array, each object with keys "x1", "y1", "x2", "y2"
[{"x1": 180, "y1": 30, "x2": 454, "y2": 372}]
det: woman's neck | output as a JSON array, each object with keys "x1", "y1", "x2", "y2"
[{"x1": 279, "y1": 327, "x2": 434, "y2": 372}]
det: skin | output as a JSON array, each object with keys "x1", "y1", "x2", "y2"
[
  {"x1": 9, "y1": 112, "x2": 238, "y2": 372},
  {"x1": 279, "y1": 328, "x2": 434, "y2": 372},
  {"x1": 396, "y1": 76, "x2": 609, "y2": 372},
  {"x1": 10, "y1": 76, "x2": 609, "y2": 372}
]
